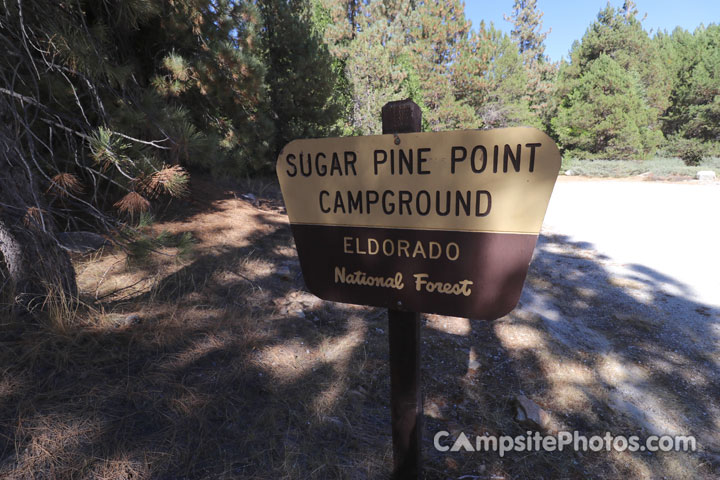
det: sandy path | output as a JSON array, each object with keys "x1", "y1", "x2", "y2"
[
  {"x1": 495, "y1": 178, "x2": 720, "y2": 470},
  {"x1": 544, "y1": 178, "x2": 720, "y2": 307}
]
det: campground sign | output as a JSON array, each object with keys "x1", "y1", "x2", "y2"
[{"x1": 276, "y1": 127, "x2": 561, "y2": 319}]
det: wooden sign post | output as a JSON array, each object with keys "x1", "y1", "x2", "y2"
[
  {"x1": 276, "y1": 99, "x2": 562, "y2": 479},
  {"x1": 382, "y1": 100, "x2": 423, "y2": 479}
]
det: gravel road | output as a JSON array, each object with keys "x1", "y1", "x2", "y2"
[
  {"x1": 542, "y1": 178, "x2": 720, "y2": 307},
  {"x1": 503, "y1": 177, "x2": 720, "y2": 461}
]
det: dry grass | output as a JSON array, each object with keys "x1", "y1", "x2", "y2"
[
  {"x1": 1, "y1": 176, "x2": 717, "y2": 479},
  {"x1": 1, "y1": 177, "x2": 391, "y2": 479}
]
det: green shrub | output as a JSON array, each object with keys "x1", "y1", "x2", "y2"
[{"x1": 669, "y1": 136, "x2": 708, "y2": 166}]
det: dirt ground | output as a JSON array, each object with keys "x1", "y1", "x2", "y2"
[{"x1": 0, "y1": 176, "x2": 718, "y2": 479}]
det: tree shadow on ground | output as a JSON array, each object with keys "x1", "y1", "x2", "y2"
[
  {"x1": 1, "y1": 184, "x2": 719, "y2": 479},
  {"x1": 0, "y1": 184, "x2": 396, "y2": 479},
  {"x1": 422, "y1": 233, "x2": 720, "y2": 479}
]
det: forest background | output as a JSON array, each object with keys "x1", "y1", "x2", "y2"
[{"x1": 1, "y1": 0, "x2": 719, "y2": 304}]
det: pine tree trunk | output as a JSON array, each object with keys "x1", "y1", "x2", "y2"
[{"x1": 0, "y1": 149, "x2": 77, "y2": 310}]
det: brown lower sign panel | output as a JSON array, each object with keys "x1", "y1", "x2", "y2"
[{"x1": 292, "y1": 224, "x2": 538, "y2": 320}]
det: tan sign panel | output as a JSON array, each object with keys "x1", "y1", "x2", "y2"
[
  {"x1": 277, "y1": 127, "x2": 561, "y2": 319},
  {"x1": 277, "y1": 127, "x2": 560, "y2": 234}
]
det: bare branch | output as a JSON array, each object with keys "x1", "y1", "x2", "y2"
[
  {"x1": 0, "y1": 86, "x2": 44, "y2": 108},
  {"x1": 112, "y1": 131, "x2": 171, "y2": 150}
]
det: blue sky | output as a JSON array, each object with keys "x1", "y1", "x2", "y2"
[{"x1": 464, "y1": 0, "x2": 720, "y2": 62}]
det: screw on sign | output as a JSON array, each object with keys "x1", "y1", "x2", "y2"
[{"x1": 276, "y1": 99, "x2": 562, "y2": 479}]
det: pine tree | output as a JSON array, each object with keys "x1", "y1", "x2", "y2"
[
  {"x1": 310, "y1": 0, "x2": 362, "y2": 59},
  {"x1": 659, "y1": 24, "x2": 720, "y2": 144},
  {"x1": 312, "y1": 0, "x2": 480, "y2": 133},
  {"x1": 404, "y1": 0, "x2": 478, "y2": 131},
  {"x1": 0, "y1": 0, "x2": 270, "y2": 307},
  {"x1": 313, "y1": 0, "x2": 424, "y2": 135},
  {"x1": 258, "y1": 0, "x2": 345, "y2": 152},
  {"x1": 504, "y1": 0, "x2": 556, "y2": 127},
  {"x1": 552, "y1": 55, "x2": 661, "y2": 158},
  {"x1": 144, "y1": 0, "x2": 271, "y2": 175},
  {"x1": 452, "y1": 21, "x2": 535, "y2": 128},
  {"x1": 552, "y1": 2, "x2": 668, "y2": 158},
  {"x1": 346, "y1": 1, "x2": 413, "y2": 134},
  {"x1": 561, "y1": 1, "x2": 671, "y2": 114},
  {"x1": 505, "y1": 0, "x2": 549, "y2": 62}
]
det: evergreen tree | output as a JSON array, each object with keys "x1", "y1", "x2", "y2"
[
  {"x1": 310, "y1": 0, "x2": 363, "y2": 59},
  {"x1": 258, "y1": 0, "x2": 345, "y2": 153},
  {"x1": 142, "y1": 1, "x2": 272, "y2": 175},
  {"x1": 504, "y1": 0, "x2": 557, "y2": 127},
  {"x1": 560, "y1": 1, "x2": 671, "y2": 114},
  {"x1": 452, "y1": 21, "x2": 535, "y2": 128},
  {"x1": 0, "y1": 0, "x2": 270, "y2": 306},
  {"x1": 659, "y1": 24, "x2": 720, "y2": 143},
  {"x1": 313, "y1": 0, "x2": 425, "y2": 135},
  {"x1": 405, "y1": 0, "x2": 478, "y2": 131},
  {"x1": 344, "y1": 1, "x2": 413, "y2": 134},
  {"x1": 505, "y1": 0, "x2": 549, "y2": 62},
  {"x1": 308, "y1": 0, "x2": 355, "y2": 135},
  {"x1": 552, "y1": 55, "x2": 661, "y2": 158},
  {"x1": 553, "y1": 1, "x2": 668, "y2": 158}
]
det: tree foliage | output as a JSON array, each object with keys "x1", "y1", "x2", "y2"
[
  {"x1": 1, "y1": 0, "x2": 719, "y2": 310},
  {"x1": 552, "y1": 2, "x2": 668, "y2": 158},
  {"x1": 505, "y1": 0, "x2": 549, "y2": 60},
  {"x1": 659, "y1": 25, "x2": 720, "y2": 142},
  {"x1": 259, "y1": 0, "x2": 345, "y2": 153},
  {"x1": 0, "y1": 0, "x2": 337, "y2": 306},
  {"x1": 504, "y1": 0, "x2": 556, "y2": 126},
  {"x1": 404, "y1": 0, "x2": 478, "y2": 131},
  {"x1": 452, "y1": 21, "x2": 535, "y2": 128},
  {"x1": 553, "y1": 54, "x2": 661, "y2": 158}
]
